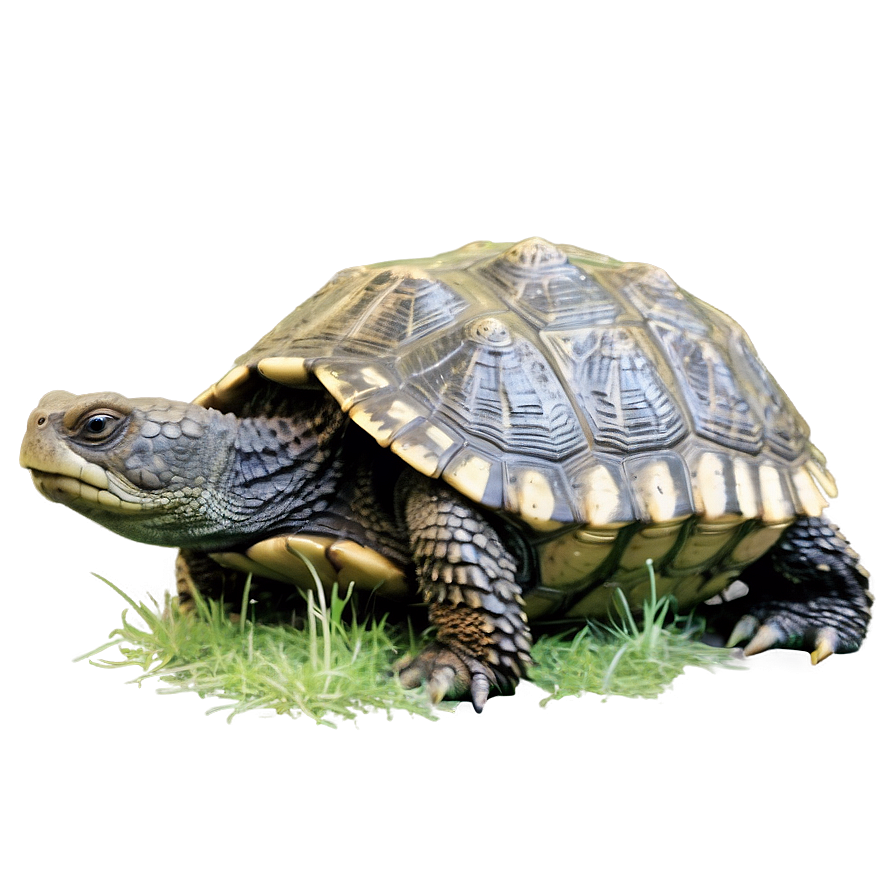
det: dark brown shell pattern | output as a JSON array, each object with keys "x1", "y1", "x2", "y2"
[{"x1": 204, "y1": 238, "x2": 836, "y2": 618}]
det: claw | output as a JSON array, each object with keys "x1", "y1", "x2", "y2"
[
  {"x1": 426, "y1": 665, "x2": 456, "y2": 705},
  {"x1": 394, "y1": 644, "x2": 505, "y2": 709},
  {"x1": 811, "y1": 628, "x2": 839, "y2": 665},
  {"x1": 726, "y1": 614, "x2": 759, "y2": 649},
  {"x1": 470, "y1": 672, "x2": 490, "y2": 713},
  {"x1": 743, "y1": 623, "x2": 785, "y2": 657}
]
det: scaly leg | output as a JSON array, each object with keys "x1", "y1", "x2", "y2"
[
  {"x1": 394, "y1": 474, "x2": 532, "y2": 711},
  {"x1": 717, "y1": 517, "x2": 872, "y2": 663}
]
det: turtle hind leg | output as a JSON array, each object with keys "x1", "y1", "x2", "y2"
[
  {"x1": 714, "y1": 517, "x2": 872, "y2": 663},
  {"x1": 394, "y1": 473, "x2": 532, "y2": 712}
]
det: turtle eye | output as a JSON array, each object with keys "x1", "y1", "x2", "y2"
[{"x1": 76, "y1": 411, "x2": 123, "y2": 443}]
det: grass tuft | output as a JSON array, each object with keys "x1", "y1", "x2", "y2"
[
  {"x1": 529, "y1": 561, "x2": 744, "y2": 705},
  {"x1": 78, "y1": 560, "x2": 742, "y2": 721},
  {"x1": 77, "y1": 570, "x2": 437, "y2": 727}
]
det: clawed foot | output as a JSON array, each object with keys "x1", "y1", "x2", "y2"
[
  {"x1": 717, "y1": 517, "x2": 872, "y2": 666},
  {"x1": 395, "y1": 643, "x2": 514, "y2": 712},
  {"x1": 726, "y1": 613, "x2": 842, "y2": 665}
]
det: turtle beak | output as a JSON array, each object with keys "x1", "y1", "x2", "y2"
[
  {"x1": 20, "y1": 392, "x2": 111, "y2": 500},
  {"x1": 21, "y1": 392, "x2": 71, "y2": 472}
]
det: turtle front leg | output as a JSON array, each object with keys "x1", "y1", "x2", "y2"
[
  {"x1": 175, "y1": 548, "x2": 238, "y2": 613},
  {"x1": 715, "y1": 517, "x2": 872, "y2": 663},
  {"x1": 394, "y1": 475, "x2": 532, "y2": 712}
]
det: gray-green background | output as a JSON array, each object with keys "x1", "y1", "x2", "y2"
[{"x1": 3, "y1": 3, "x2": 890, "y2": 893}]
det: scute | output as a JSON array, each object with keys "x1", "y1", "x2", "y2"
[
  {"x1": 347, "y1": 270, "x2": 471, "y2": 349},
  {"x1": 653, "y1": 323, "x2": 765, "y2": 454},
  {"x1": 623, "y1": 452, "x2": 695, "y2": 522},
  {"x1": 611, "y1": 264, "x2": 714, "y2": 335},
  {"x1": 541, "y1": 326, "x2": 688, "y2": 453},
  {"x1": 398, "y1": 319, "x2": 589, "y2": 463},
  {"x1": 731, "y1": 332, "x2": 810, "y2": 460},
  {"x1": 474, "y1": 237, "x2": 626, "y2": 328},
  {"x1": 226, "y1": 237, "x2": 831, "y2": 534}
]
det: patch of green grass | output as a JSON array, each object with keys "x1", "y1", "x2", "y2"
[
  {"x1": 529, "y1": 561, "x2": 743, "y2": 705},
  {"x1": 78, "y1": 560, "x2": 742, "y2": 721},
  {"x1": 78, "y1": 569, "x2": 437, "y2": 727}
]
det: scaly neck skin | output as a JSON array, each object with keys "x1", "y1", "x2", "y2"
[
  {"x1": 189, "y1": 396, "x2": 348, "y2": 549},
  {"x1": 200, "y1": 406, "x2": 414, "y2": 568}
]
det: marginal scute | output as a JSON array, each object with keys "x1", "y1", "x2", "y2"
[
  {"x1": 759, "y1": 464, "x2": 796, "y2": 523},
  {"x1": 508, "y1": 467, "x2": 567, "y2": 530},
  {"x1": 732, "y1": 458, "x2": 761, "y2": 519},
  {"x1": 313, "y1": 360, "x2": 397, "y2": 411},
  {"x1": 442, "y1": 449, "x2": 497, "y2": 506},
  {"x1": 623, "y1": 452, "x2": 695, "y2": 522},
  {"x1": 348, "y1": 392, "x2": 431, "y2": 447},
  {"x1": 194, "y1": 365, "x2": 252, "y2": 411},
  {"x1": 574, "y1": 462, "x2": 633, "y2": 527},
  {"x1": 257, "y1": 356, "x2": 314, "y2": 388},
  {"x1": 390, "y1": 419, "x2": 461, "y2": 478},
  {"x1": 216, "y1": 364, "x2": 252, "y2": 394},
  {"x1": 694, "y1": 452, "x2": 725, "y2": 519},
  {"x1": 807, "y1": 455, "x2": 838, "y2": 499},
  {"x1": 791, "y1": 465, "x2": 829, "y2": 517},
  {"x1": 692, "y1": 451, "x2": 746, "y2": 520}
]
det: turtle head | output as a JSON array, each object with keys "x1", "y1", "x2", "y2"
[{"x1": 20, "y1": 390, "x2": 244, "y2": 548}]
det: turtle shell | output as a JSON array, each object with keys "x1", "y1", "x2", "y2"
[{"x1": 196, "y1": 237, "x2": 835, "y2": 617}]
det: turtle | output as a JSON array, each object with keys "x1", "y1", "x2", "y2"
[{"x1": 20, "y1": 237, "x2": 873, "y2": 710}]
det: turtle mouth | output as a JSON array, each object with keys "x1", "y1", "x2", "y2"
[{"x1": 29, "y1": 470, "x2": 148, "y2": 514}]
